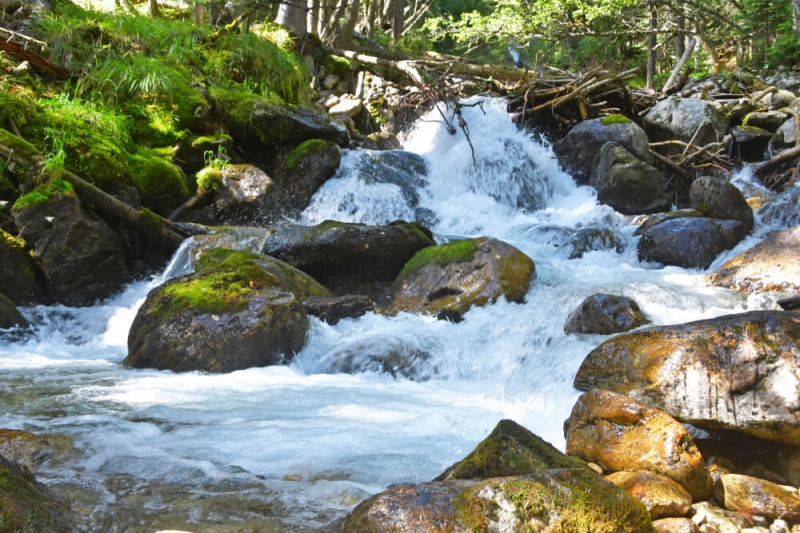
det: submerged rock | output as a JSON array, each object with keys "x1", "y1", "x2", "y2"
[
  {"x1": 758, "y1": 185, "x2": 800, "y2": 228},
  {"x1": 434, "y1": 419, "x2": 589, "y2": 481},
  {"x1": 573, "y1": 311, "x2": 800, "y2": 445},
  {"x1": 125, "y1": 249, "x2": 331, "y2": 373},
  {"x1": 567, "y1": 227, "x2": 626, "y2": 259},
  {"x1": 565, "y1": 389, "x2": 711, "y2": 500},
  {"x1": 564, "y1": 293, "x2": 650, "y2": 335},
  {"x1": 0, "y1": 429, "x2": 77, "y2": 473},
  {"x1": 387, "y1": 236, "x2": 535, "y2": 319}
]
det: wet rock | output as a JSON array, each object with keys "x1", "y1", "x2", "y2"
[
  {"x1": 0, "y1": 230, "x2": 47, "y2": 306},
  {"x1": 552, "y1": 115, "x2": 653, "y2": 184},
  {"x1": 341, "y1": 469, "x2": 653, "y2": 532},
  {"x1": 730, "y1": 125, "x2": 771, "y2": 162},
  {"x1": 637, "y1": 216, "x2": 747, "y2": 269},
  {"x1": 125, "y1": 249, "x2": 332, "y2": 373},
  {"x1": 689, "y1": 176, "x2": 754, "y2": 234},
  {"x1": 707, "y1": 226, "x2": 800, "y2": 294},
  {"x1": 0, "y1": 454, "x2": 73, "y2": 532},
  {"x1": 250, "y1": 102, "x2": 349, "y2": 147},
  {"x1": 213, "y1": 164, "x2": 291, "y2": 226},
  {"x1": 567, "y1": 227, "x2": 625, "y2": 259},
  {"x1": 263, "y1": 220, "x2": 433, "y2": 295},
  {"x1": 12, "y1": 181, "x2": 131, "y2": 306},
  {"x1": 301, "y1": 294, "x2": 373, "y2": 324},
  {"x1": 771, "y1": 118, "x2": 797, "y2": 150},
  {"x1": 573, "y1": 311, "x2": 800, "y2": 446},
  {"x1": 275, "y1": 139, "x2": 341, "y2": 211},
  {"x1": 319, "y1": 337, "x2": 431, "y2": 378},
  {"x1": 652, "y1": 517, "x2": 700, "y2": 532},
  {"x1": 434, "y1": 419, "x2": 589, "y2": 481},
  {"x1": 0, "y1": 429, "x2": 77, "y2": 473},
  {"x1": 0, "y1": 293, "x2": 27, "y2": 329},
  {"x1": 565, "y1": 389, "x2": 711, "y2": 500},
  {"x1": 635, "y1": 209, "x2": 705, "y2": 236},
  {"x1": 606, "y1": 471, "x2": 693, "y2": 520},
  {"x1": 713, "y1": 473, "x2": 800, "y2": 521},
  {"x1": 592, "y1": 142, "x2": 673, "y2": 215},
  {"x1": 387, "y1": 236, "x2": 535, "y2": 319},
  {"x1": 643, "y1": 97, "x2": 730, "y2": 150},
  {"x1": 564, "y1": 293, "x2": 650, "y2": 335},
  {"x1": 743, "y1": 111, "x2": 790, "y2": 132},
  {"x1": 335, "y1": 149, "x2": 428, "y2": 208},
  {"x1": 758, "y1": 186, "x2": 800, "y2": 228}
]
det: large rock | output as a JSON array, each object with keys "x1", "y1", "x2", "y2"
[
  {"x1": 707, "y1": 226, "x2": 800, "y2": 294},
  {"x1": 12, "y1": 180, "x2": 131, "y2": 306},
  {"x1": 553, "y1": 115, "x2": 653, "y2": 184},
  {"x1": 713, "y1": 473, "x2": 800, "y2": 521},
  {"x1": 573, "y1": 311, "x2": 800, "y2": 445},
  {"x1": 250, "y1": 102, "x2": 349, "y2": 147},
  {"x1": 0, "y1": 293, "x2": 27, "y2": 329},
  {"x1": 434, "y1": 419, "x2": 589, "y2": 481},
  {"x1": 606, "y1": 471, "x2": 693, "y2": 520},
  {"x1": 592, "y1": 142, "x2": 672, "y2": 215},
  {"x1": 332, "y1": 149, "x2": 429, "y2": 208},
  {"x1": 125, "y1": 249, "x2": 332, "y2": 373},
  {"x1": 565, "y1": 389, "x2": 711, "y2": 500},
  {"x1": 0, "y1": 230, "x2": 47, "y2": 306},
  {"x1": 0, "y1": 454, "x2": 73, "y2": 532},
  {"x1": 387, "y1": 236, "x2": 535, "y2": 319},
  {"x1": 766, "y1": 71, "x2": 800, "y2": 94},
  {"x1": 643, "y1": 97, "x2": 730, "y2": 149},
  {"x1": 276, "y1": 139, "x2": 341, "y2": 211},
  {"x1": 689, "y1": 176, "x2": 753, "y2": 234},
  {"x1": 342, "y1": 469, "x2": 653, "y2": 533},
  {"x1": 771, "y1": 117, "x2": 797, "y2": 150},
  {"x1": 759, "y1": 184, "x2": 800, "y2": 228},
  {"x1": 262, "y1": 220, "x2": 433, "y2": 294},
  {"x1": 564, "y1": 293, "x2": 650, "y2": 335},
  {"x1": 742, "y1": 110, "x2": 790, "y2": 132},
  {"x1": 213, "y1": 164, "x2": 290, "y2": 226},
  {"x1": 637, "y1": 216, "x2": 746, "y2": 269}
]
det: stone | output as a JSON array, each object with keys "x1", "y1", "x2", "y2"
[
  {"x1": 564, "y1": 293, "x2": 650, "y2": 335},
  {"x1": 0, "y1": 293, "x2": 27, "y2": 329},
  {"x1": 592, "y1": 142, "x2": 673, "y2": 215},
  {"x1": 566, "y1": 227, "x2": 625, "y2": 259},
  {"x1": 565, "y1": 389, "x2": 711, "y2": 500},
  {"x1": 606, "y1": 471, "x2": 693, "y2": 519},
  {"x1": 434, "y1": 419, "x2": 589, "y2": 481},
  {"x1": 301, "y1": 294, "x2": 373, "y2": 325},
  {"x1": 689, "y1": 176, "x2": 754, "y2": 234},
  {"x1": 0, "y1": 429, "x2": 77, "y2": 473},
  {"x1": 573, "y1": 311, "x2": 800, "y2": 446},
  {"x1": 713, "y1": 473, "x2": 800, "y2": 521},
  {"x1": 743, "y1": 111, "x2": 791, "y2": 132},
  {"x1": 387, "y1": 236, "x2": 535, "y2": 320},
  {"x1": 653, "y1": 517, "x2": 700, "y2": 532},
  {"x1": 0, "y1": 454, "x2": 73, "y2": 532},
  {"x1": 328, "y1": 97, "x2": 363, "y2": 118},
  {"x1": 643, "y1": 97, "x2": 730, "y2": 150},
  {"x1": 766, "y1": 72, "x2": 800, "y2": 94},
  {"x1": 277, "y1": 139, "x2": 341, "y2": 211},
  {"x1": 770, "y1": 118, "x2": 797, "y2": 150},
  {"x1": 214, "y1": 164, "x2": 291, "y2": 226},
  {"x1": 319, "y1": 337, "x2": 430, "y2": 378},
  {"x1": 552, "y1": 115, "x2": 653, "y2": 184},
  {"x1": 637, "y1": 216, "x2": 747, "y2": 270},
  {"x1": 730, "y1": 125, "x2": 772, "y2": 162},
  {"x1": 250, "y1": 102, "x2": 349, "y2": 147},
  {"x1": 691, "y1": 501, "x2": 746, "y2": 533},
  {"x1": 707, "y1": 226, "x2": 800, "y2": 294}
]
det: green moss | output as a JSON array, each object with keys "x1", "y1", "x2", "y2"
[
  {"x1": 286, "y1": 139, "x2": 330, "y2": 172},
  {"x1": 191, "y1": 133, "x2": 233, "y2": 149},
  {"x1": 600, "y1": 114, "x2": 632, "y2": 125},
  {"x1": 128, "y1": 147, "x2": 189, "y2": 213},
  {"x1": 138, "y1": 207, "x2": 164, "y2": 240},
  {"x1": 0, "y1": 129, "x2": 40, "y2": 159},
  {"x1": 398, "y1": 239, "x2": 478, "y2": 278},
  {"x1": 208, "y1": 86, "x2": 263, "y2": 133},
  {"x1": 13, "y1": 179, "x2": 74, "y2": 209},
  {"x1": 123, "y1": 103, "x2": 183, "y2": 148},
  {"x1": 0, "y1": 456, "x2": 72, "y2": 532},
  {"x1": 196, "y1": 167, "x2": 222, "y2": 193}
]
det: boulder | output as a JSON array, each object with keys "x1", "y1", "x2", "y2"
[
  {"x1": 335, "y1": 149, "x2": 429, "y2": 208},
  {"x1": 0, "y1": 293, "x2": 27, "y2": 329},
  {"x1": 634, "y1": 209, "x2": 705, "y2": 236},
  {"x1": 0, "y1": 429, "x2": 77, "y2": 473},
  {"x1": 328, "y1": 97, "x2": 363, "y2": 118},
  {"x1": 565, "y1": 389, "x2": 711, "y2": 500},
  {"x1": 12, "y1": 180, "x2": 131, "y2": 306},
  {"x1": 262, "y1": 220, "x2": 433, "y2": 294},
  {"x1": 689, "y1": 176, "x2": 754, "y2": 234},
  {"x1": 317, "y1": 337, "x2": 430, "y2": 378},
  {"x1": 742, "y1": 110, "x2": 790, "y2": 132},
  {"x1": 766, "y1": 89, "x2": 798, "y2": 110},
  {"x1": 759, "y1": 185, "x2": 800, "y2": 228},
  {"x1": 341, "y1": 469, "x2": 652, "y2": 533},
  {"x1": 387, "y1": 236, "x2": 535, "y2": 319},
  {"x1": 727, "y1": 98, "x2": 759, "y2": 126},
  {"x1": 213, "y1": 164, "x2": 290, "y2": 226},
  {"x1": 301, "y1": 294, "x2": 373, "y2": 325},
  {"x1": 712, "y1": 473, "x2": 800, "y2": 521},
  {"x1": 707, "y1": 226, "x2": 800, "y2": 294},
  {"x1": 573, "y1": 311, "x2": 800, "y2": 445},
  {"x1": 766, "y1": 72, "x2": 800, "y2": 94},
  {"x1": 125, "y1": 249, "x2": 332, "y2": 373},
  {"x1": 276, "y1": 139, "x2": 341, "y2": 211},
  {"x1": 681, "y1": 74, "x2": 743, "y2": 99},
  {"x1": 652, "y1": 517, "x2": 699, "y2": 533},
  {"x1": 605, "y1": 471, "x2": 693, "y2": 520},
  {"x1": 637, "y1": 216, "x2": 747, "y2": 269},
  {"x1": 566, "y1": 227, "x2": 625, "y2": 259},
  {"x1": 770, "y1": 117, "x2": 797, "y2": 150},
  {"x1": 592, "y1": 142, "x2": 672, "y2": 215},
  {"x1": 0, "y1": 230, "x2": 47, "y2": 306},
  {"x1": 0, "y1": 454, "x2": 73, "y2": 532},
  {"x1": 642, "y1": 97, "x2": 730, "y2": 150},
  {"x1": 434, "y1": 419, "x2": 589, "y2": 481},
  {"x1": 564, "y1": 293, "x2": 650, "y2": 335},
  {"x1": 552, "y1": 115, "x2": 653, "y2": 184},
  {"x1": 729, "y1": 125, "x2": 771, "y2": 162},
  {"x1": 250, "y1": 102, "x2": 349, "y2": 147}
]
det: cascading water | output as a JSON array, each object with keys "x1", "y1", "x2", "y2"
[{"x1": 0, "y1": 97, "x2": 772, "y2": 531}]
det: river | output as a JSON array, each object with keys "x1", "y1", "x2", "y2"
[{"x1": 0, "y1": 97, "x2": 774, "y2": 531}]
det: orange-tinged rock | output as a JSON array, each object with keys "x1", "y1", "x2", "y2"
[
  {"x1": 713, "y1": 473, "x2": 800, "y2": 521},
  {"x1": 606, "y1": 471, "x2": 693, "y2": 519}
]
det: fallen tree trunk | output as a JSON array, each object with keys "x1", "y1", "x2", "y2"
[
  {"x1": 322, "y1": 44, "x2": 425, "y2": 86},
  {"x1": 0, "y1": 142, "x2": 196, "y2": 252},
  {"x1": 0, "y1": 28, "x2": 73, "y2": 78}
]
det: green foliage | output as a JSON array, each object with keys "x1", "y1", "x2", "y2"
[
  {"x1": 399, "y1": 239, "x2": 477, "y2": 278},
  {"x1": 13, "y1": 179, "x2": 74, "y2": 209}
]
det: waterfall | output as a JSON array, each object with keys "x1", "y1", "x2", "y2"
[{"x1": 0, "y1": 97, "x2": 763, "y2": 530}]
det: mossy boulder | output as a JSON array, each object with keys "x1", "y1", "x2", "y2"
[
  {"x1": 11, "y1": 182, "x2": 131, "y2": 306},
  {"x1": 128, "y1": 147, "x2": 190, "y2": 214},
  {"x1": 564, "y1": 293, "x2": 650, "y2": 335},
  {"x1": 707, "y1": 225, "x2": 800, "y2": 294},
  {"x1": 125, "y1": 249, "x2": 332, "y2": 373},
  {"x1": 742, "y1": 110, "x2": 790, "y2": 132},
  {"x1": 0, "y1": 454, "x2": 73, "y2": 533},
  {"x1": 387, "y1": 237, "x2": 535, "y2": 319},
  {"x1": 0, "y1": 293, "x2": 27, "y2": 329},
  {"x1": 175, "y1": 133, "x2": 233, "y2": 175},
  {"x1": 552, "y1": 116, "x2": 652, "y2": 184},
  {"x1": 0, "y1": 230, "x2": 47, "y2": 306},
  {"x1": 276, "y1": 139, "x2": 341, "y2": 211},
  {"x1": 434, "y1": 419, "x2": 590, "y2": 481},
  {"x1": 689, "y1": 175, "x2": 753, "y2": 235},
  {"x1": 573, "y1": 311, "x2": 800, "y2": 445},
  {"x1": 342, "y1": 469, "x2": 653, "y2": 532},
  {"x1": 251, "y1": 102, "x2": 350, "y2": 147},
  {"x1": 262, "y1": 220, "x2": 433, "y2": 295}
]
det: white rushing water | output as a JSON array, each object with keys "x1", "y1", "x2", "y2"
[{"x1": 0, "y1": 97, "x2": 776, "y2": 530}]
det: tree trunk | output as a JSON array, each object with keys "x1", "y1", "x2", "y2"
[
  {"x1": 662, "y1": 37, "x2": 696, "y2": 95},
  {"x1": 337, "y1": 0, "x2": 360, "y2": 48},
  {"x1": 793, "y1": 0, "x2": 800, "y2": 35},
  {"x1": 392, "y1": 0, "x2": 403, "y2": 41},
  {"x1": 646, "y1": 3, "x2": 657, "y2": 90},
  {"x1": 308, "y1": 0, "x2": 320, "y2": 36},
  {"x1": 276, "y1": 1, "x2": 307, "y2": 37},
  {"x1": 149, "y1": 0, "x2": 159, "y2": 18}
]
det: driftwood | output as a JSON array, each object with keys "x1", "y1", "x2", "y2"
[{"x1": 0, "y1": 141, "x2": 197, "y2": 252}]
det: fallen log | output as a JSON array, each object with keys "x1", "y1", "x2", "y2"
[
  {"x1": 0, "y1": 28, "x2": 73, "y2": 78},
  {"x1": 0, "y1": 141, "x2": 197, "y2": 252},
  {"x1": 754, "y1": 144, "x2": 800, "y2": 179}
]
